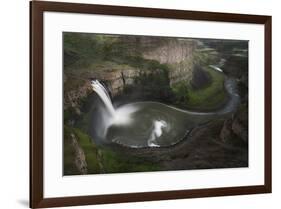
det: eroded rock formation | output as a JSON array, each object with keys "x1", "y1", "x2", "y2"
[
  {"x1": 220, "y1": 106, "x2": 248, "y2": 143},
  {"x1": 71, "y1": 133, "x2": 88, "y2": 174},
  {"x1": 142, "y1": 39, "x2": 197, "y2": 86}
]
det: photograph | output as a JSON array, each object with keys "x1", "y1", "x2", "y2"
[
  {"x1": 29, "y1": 1, "x2": 272, "y2": 207},
  {"x1": 63, "y1": 32, "x2": 249, "y2": 175}
]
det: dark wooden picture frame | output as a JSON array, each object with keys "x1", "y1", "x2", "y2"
[{"x1": 30, "y1": 1, "x2": 272, "y2": 208}]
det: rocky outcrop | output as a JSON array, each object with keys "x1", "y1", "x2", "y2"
[
  {"x1": 64, "y1": 79, "x2": 92, "y2": 110},
  {"x1": 142, "y1": 39, "x2": 197, "y2": 86},
  {"x1": 92, "y1": 68, "x2": 141, "y2": 96},
  {"x1": 64, "y1": 37, "x2": 200, "y2": 109},
  {"x1": 71, "y1": 133, "x2": 88, "y2": 174},
  {"x1": 142, "y1": 39, "x2": 196, "y2": 64},
  {"x1": 168, "y1": 61, "x2": 194, "y2": 86},
  {"x1": 91, "y1": 38, "x2": 199, "y2": 96},
  {"x1": 220, "y1": 119, "x2": 235, "y2": 143},
  {"x1": 190, "y1": 65, "x2": 211, "y2": 89},
  {"x1": 64, "y1": 67, "x2": 141, "y2": 109},
  {"x1": 220, "y1": 106, "x2": 248, "y2": 143},
  {"x1": 119, "y1": 36, "x2": 198, "y2": 86},
  {"x1": 231, "y1": 111, "x2": 248, "y2": 143}
]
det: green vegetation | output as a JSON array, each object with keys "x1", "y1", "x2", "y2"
[
  {"x1": 172, "y1": 67, "x2": 226, "y2": 110},
  {"x1": 170, "y1": 49, "x2": 226, "y2": 110},
  {"x1": 172, "y1": 81, "x2": 190, "y2": 104},
  {"x1": 64, "y1": 32, "x2": 172, "y2": 96},
  {"x1": 193, "y1": 50, "x2": 219, "y2": 66},
  {"x1": 64, "y1": 125, "x2": 101, "y2": 174},
  {"x1": 72, "y1": 128, "x2": 101, "y2": 174},
  {"x1": 64, "y1": 33, "x2": 165, "y2": 71},
  {"x1": 100, "y1": 149, "x2": 160, "y2": 173},
  {"x1": 111, "y1": 54, "x2": 170, "y2": 72},
  {"x1": 64, "y1": 125, "x2": 160, "y2": 175},
  {"x1": 64, "y1": 33, "x2": 174, "y2": 102},
  {"x1": 64, "y1": 33, "x2": 119, "y2": 68},
  {"x1": 63, "y1": 33, "x2": 248, "y2": 175},
  {"x1": 64, "y1": 126, "x2": 81, "y2": 175}
]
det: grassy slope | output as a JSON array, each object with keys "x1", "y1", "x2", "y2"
[
  {"x1": 73, "y1": 128, "x2": 101, "y2": 174},
  {"x1": 63, "y1": 126, "x2": 81, "y2": 175},
  {"x1": 172, "y1": 66, "x2": 226, "y2": 111},
  {"x1": 100, "y1": 148, "x2": 160, "y2": 174},
  {"x1": 64, "y1": 125, "x2": 159, "y2": 175},
  {"x1": 64, "y1": 125, "x2": 101, "y2": 175}
]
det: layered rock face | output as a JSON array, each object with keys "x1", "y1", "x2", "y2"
[
  {"x1": 71, "y1": 133, "x2": 88, "y2": 174},
  {"x1": 142, "y1": 39, "x2": 195, "y2": 64},
  {"x1": 93, "y1": 68, "x2": 141, "y2": 96},
  {"x1": 141, "y1": 39, "x2": 197, "y2": 86},
  {"x1": 64, "y1": 37, "x2": 199, "y2": 109}
]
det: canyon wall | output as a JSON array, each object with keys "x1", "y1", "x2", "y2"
[
  {"x1": 97, "y1": 38, "x2": 199, "y2": 94},
  {"x1": 64, "y1": 37, "x2": 199, "y2": 109},
  {"x1": 141, "y1": 38, "x2": 197, "y2": 85}
]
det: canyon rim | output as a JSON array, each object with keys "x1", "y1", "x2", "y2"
[{"x1": 63, "y1": 32, "x2": 249, "y2": 175}]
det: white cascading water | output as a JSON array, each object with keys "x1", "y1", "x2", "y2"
[
  {"x1": 91, "y1": 80, "x2": 116, "y2": 117},
  {"x1": 91, "y1": 80, "x2": 139, "y2": 137}
]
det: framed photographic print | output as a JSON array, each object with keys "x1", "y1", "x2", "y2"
[{"x1": 30, "y1": 0, "x2": 272, "y2": 208}]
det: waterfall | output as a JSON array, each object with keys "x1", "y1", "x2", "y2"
[
  {"x1": 91, "y1": 80, "x2": 139, "y2": 135},
  {"x1": 91, "y1": 80, "x2": 116, "y2": 117}
]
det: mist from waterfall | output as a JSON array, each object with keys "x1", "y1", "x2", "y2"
[{"x1": 91, "y1": 80, "x2": 138, "y2": 137}]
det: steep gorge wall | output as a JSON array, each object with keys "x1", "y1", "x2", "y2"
[
  {"x1": 141, "y1": 38, "x2": 198, "y2": 85},
  {"x1": 117, "y1": 36, "x2": 198, "y2": 86},
  {"x1": 64, "y1": 37, "x2": 199, "y2": 109},
  {"x1": 92, "y1": 68, "x2": 141, "y2": 96}
]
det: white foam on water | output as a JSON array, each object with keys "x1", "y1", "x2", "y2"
[{"x1": 147, "y1": 120, "x2": 167, "y2": 147}]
